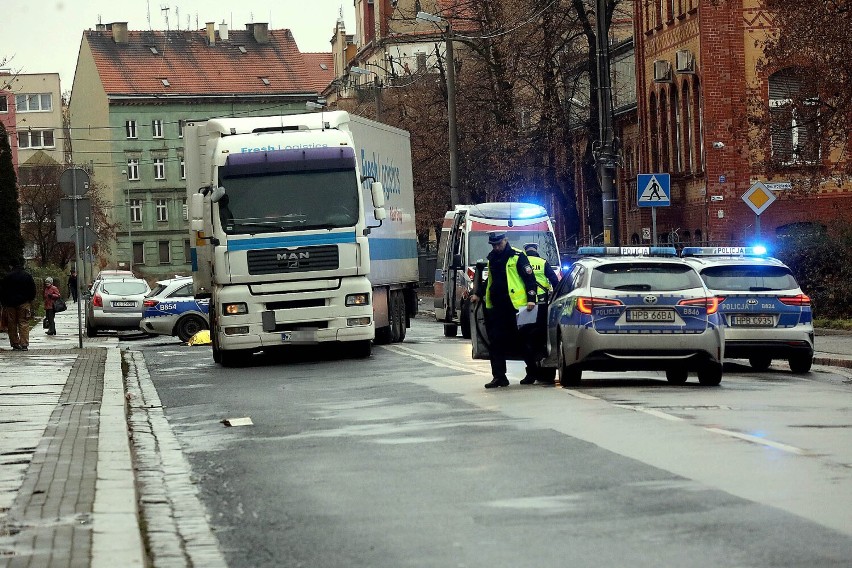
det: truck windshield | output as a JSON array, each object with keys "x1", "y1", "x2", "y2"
[
  {"x1": 217, "y1": 169, "x2": 359, "y2": 234},
  {"x1": 468, "y1": 231, "x2": 559, "y2": 266}
]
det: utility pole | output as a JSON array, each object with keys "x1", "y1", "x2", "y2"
[
  {"x1": 594, "y1": 0, "x2": 617, "y2": 245},
  {"x1": 444, "y1": 18, "x2": 460, "y2": 207}
]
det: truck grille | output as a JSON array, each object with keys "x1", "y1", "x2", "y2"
[{"x1": 247, "y1": 245, "x2": 339, "y2": 275}]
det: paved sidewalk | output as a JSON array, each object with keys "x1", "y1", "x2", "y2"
[{"x1": 0, "y1": 303, "x2": 144, "y2": 567}]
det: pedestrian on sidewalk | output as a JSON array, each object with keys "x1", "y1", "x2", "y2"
[
  {"x1": 0, "y1": 261, "x2": 37, "y2": 350},
  {"x1": 43, "y1": 276, "x2": 61, "y2": 336},
  {"x1": 68, "y1": 269, "x2": 79, "y2": 303}
]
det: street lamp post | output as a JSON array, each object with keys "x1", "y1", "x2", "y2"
[
  {"x1": 594, "y1": 0, "x2": 618, "y2": 245},
  {"x1": 417, "y1": 11, "x2": 460, "y2": 207}
]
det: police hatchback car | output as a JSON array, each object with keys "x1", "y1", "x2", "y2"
[
  {"x1": 139, "y1": 276, "x2": 210, "y2": 342},
  {"x1": 541, "y1": 247, "x2": 725, "y2": 386},
  {"x1": 681, "y1": 247, "x2": 814, "y2": 373}
]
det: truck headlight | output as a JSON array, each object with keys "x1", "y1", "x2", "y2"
[
  {"x1": 223, "y1": 302, "x2": 248, "y2": 315},
  {"x1": 346, "y1": 293, "x2": 369, "y2": 306}
]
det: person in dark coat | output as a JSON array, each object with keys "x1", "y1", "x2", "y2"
[
  {"x1": 470, "y1": 232, "x2": 539, "y2": 388},
  {"x1": 68, "y1": 270, "x2": 79, "y2": 302},
  {"x1": 0, "y1": 262, "x2": 37, "y2": 350}
]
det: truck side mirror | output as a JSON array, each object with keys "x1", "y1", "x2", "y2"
[
  {"x1": 371, "y1": 181, "x2": 385, "y2": 208},
  {"x1": 210, "y1": 186, "x2": 226, "y2": 203},
  {"x1": 374, "y1": 207, "x2": 387, "y2": 221},
  {"x1": 189, "y1": 193, "x2": 204, "y2": 221}
]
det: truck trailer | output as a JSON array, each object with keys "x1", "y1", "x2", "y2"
[{"x1": 186, "y1": 111, "x2": 418, "y2": 366}]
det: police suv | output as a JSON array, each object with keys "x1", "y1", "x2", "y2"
[
  {"x1": 681, "y1": 246, "x2": 814, "y2": 373},
  {"x1": 540, "y1": 247, "x2": 725, "y2": 386}
]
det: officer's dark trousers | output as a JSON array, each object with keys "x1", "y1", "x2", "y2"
[
  {"x1": 521, "y1": 305, "x2": 549, "y2": 377},
  {"x1": 485, "y1": 307, "x2": 538, "y2": 379}
]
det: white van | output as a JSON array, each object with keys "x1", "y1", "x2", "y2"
[{"x1": 433, "y1": 202, "x2": 561, "y2": 337}]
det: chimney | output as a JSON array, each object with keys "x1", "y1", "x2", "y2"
[
  {"x1": 206, "y1": 22, "x2": 215, "y2": 45},
  {"x1": 219, "y1": 21, "x2": 229, "y2": 41},
  {"x1": 96, "y1": 23, "x2": 107, "y2": 31},
  {"x1": 110, "y1": 22, "x2": 128, "y2": 44},
  {"x1": 248, "y1": 22, "x2": 269, "y2": 44}
]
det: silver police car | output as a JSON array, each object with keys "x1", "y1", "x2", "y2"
[
  {"x1": 541, "y1": 247, "x2": 725, "y2": 386},
  {"x1": 681, "y1": 246, "x2": 814, "y2": 373}
]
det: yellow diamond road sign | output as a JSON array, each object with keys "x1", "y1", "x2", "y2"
[{"x1": 742, "y1": 181, "x2": 776, "y2": 215}]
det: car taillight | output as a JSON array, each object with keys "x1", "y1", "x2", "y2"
[
  {"x1": 779, "y1": 294, "x2": 810, "y2": 306},
  {"x1": 576, "y1": 297, "x2": 623, "y2": 314},
  {"x1": 678, "y1": 297, "x2": 720, "y2": 315},
  {"x1": 93, "y1": 294, "x2": 103, "y2": 307},
  {"x1": 143, "y1": 299, "x2": 159, "y2": 308}
]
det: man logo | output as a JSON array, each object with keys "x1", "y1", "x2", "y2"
[{"x1": 277, "y1": 251, "x2": 310, "y2": 268}]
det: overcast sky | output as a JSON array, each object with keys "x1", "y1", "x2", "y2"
[{"x1": 4, "y1": 0, "x2": 356, "y2": 91}]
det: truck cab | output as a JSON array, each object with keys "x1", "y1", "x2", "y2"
[{"x1": 434, "y1": 202, "x2": 560, "y2": 338}]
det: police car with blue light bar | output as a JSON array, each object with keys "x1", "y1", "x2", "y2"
[
  {"x1": 681, "y1": 246, "x2": 814, "y2": 373},
  {"x1": 539, "y1": 246, "x2": 725, "y2": 386}
]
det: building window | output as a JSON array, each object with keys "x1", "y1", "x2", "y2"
[
  {"x1": 156, "y1": 198, "x2": 168, "y2": 222},
  {"x1": 159, "y1": 241, "x2": 171, "y2": 264},
  {"x1": 127, "y1": 158, "x2": 140, "y2": 180},
  {"x1": 152, "y1": 119, "x2": 163, "y2": 138},
  {"x1": 126, "y1": 120, "x2": 137, "y2": 139},
  {"x1": 416, "y1": 53, "x2": 427, "y2": 72},
  {"x1": 180, "y1": 157, "x2": 186, "y2": 179},
  {"x1": 17, "y1": 129, "x2": 55, "y2": 149},
  {"x1": 671, "y1": 87, "x2": 682, "y2": 172},
  {"x1": 0, "y1": 96, "x2": 7, "y2": 113},
  {"x1": 683, "y1": 82, "x2": 694, "y2": 173},
  {"x1": 132, "y1": 242, "x2": 145, "y2": 265},
  {"x1": 184, "y1": 239, "x2": 191, "y2": 262},
  {"x1": 15, "y1": 93, "x2": 52, "y2": 112},
  {"x1": 178, "y1": 119, "x2": 185, "y2": 138},
  {"x1": 769, "y1": 68, "x2": 819, "y2": 164},
  {"x1": 153, "y1": 158, "x2": 166, "y2": 180},
  {"x1": 182, "y1": 197, "x2": 188, "y2": 220},
  {"x1": 130, "y1": 199, "x2": 143, "y2": 222}
]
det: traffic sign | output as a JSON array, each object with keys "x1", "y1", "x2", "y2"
[
  {"x1": 637, "y1": 173, "x2": 670, "y2": 207},
  {"x1": 60, "y1": 168, "x2": 90, "y2": 197},
  {"x1": 60, "y1": 197, "x2": 92, "y2": 228},
  {"x1": 742, "y1": 181, "x2": 776, "y2": 215}
]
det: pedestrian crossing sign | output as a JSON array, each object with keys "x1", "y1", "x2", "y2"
[{"x1": 637, "y1": 173, "x2": 671, "y2": 207}]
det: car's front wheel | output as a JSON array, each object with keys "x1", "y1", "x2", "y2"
[{"x1": 176, "y1": 314, "x2": 208, "y2": 343}]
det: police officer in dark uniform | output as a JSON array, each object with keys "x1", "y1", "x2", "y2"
[
  {"x1": 518, "y1": 242, "x2": 560, "y2": 384},
  {"x1": 470, "y1": 232, "x2": 539, "y2": 388}
]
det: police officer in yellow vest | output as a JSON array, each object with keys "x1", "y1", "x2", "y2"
[
  {"x1": 518, "y1": 242, "x2": 560, "y2": 384},
  {"x1": 470, "y1": 231, "x2": 539, "y2": 388}
]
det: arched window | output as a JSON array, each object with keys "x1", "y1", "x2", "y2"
[
  {"x1": 692, "y1": 78, "x2": 704, "y2": 172},
  {"x1": 659, "y1": 88, "x2": 670, "y2": 172},
  {"x1": 671, "y1": 87, "x2": 682, "y2": 172},
  {"x1": 682, "y1": 81, "x2": 694, "y2": 173},
  {"x1": 768, "y1": 68, "x2": 819, "y2": 163},
  {"x1": 649, "y1": 92, "x2": 660, "y2": 171}
]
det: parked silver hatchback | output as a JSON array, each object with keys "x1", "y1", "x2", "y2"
[{"x1": 85, "y1": 277, "x2": 150, "y2": 336}]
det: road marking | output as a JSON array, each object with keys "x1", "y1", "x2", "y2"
[
  {"x1": 703, "y1": 427, "x2": 809, "y2": 455},
  {"x1": 385, "y1": 345, "x2": 810, "y2": 455}
]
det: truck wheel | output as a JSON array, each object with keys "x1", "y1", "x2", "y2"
[
  {"x1": 176, "y1": 314, "x2": 208, "y2": 343},
  {"x1": 390, "y1": 291, "x2": 402, "y2": 342},
  {"x1": 349, "y1": 340, "x2": 372, "y2": 358},
  {"x1": 374, "y1": 326, "x2": 392, "y2": 345},
  {"x1": 460, "y1": 300, "x2": 471, "y2": 339},
  {"x1": 697, "y1": 363, "x2": 723, "y2": 386},
  {"x1": 219, "y1": 349, "x2": 250, "y2": 367},
  {"x1": 395, "y1": 291, "x2": 407, "y2": 342},
  {"x1": 443, "y1": 323, "x2": 458, "y2": 337}
]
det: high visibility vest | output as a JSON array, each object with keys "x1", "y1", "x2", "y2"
[
  {"x1": 527, "y1": 255, "x2": 551, "y2": 301},
  {"x1": 485, "y1": 248, "x2": 529, "y2": 310}
]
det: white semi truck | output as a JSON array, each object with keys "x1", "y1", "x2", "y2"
[{"x1": 185, "y1": 111, "x2": 418, "y2": 366}]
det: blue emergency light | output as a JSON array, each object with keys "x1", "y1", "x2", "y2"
[
  {"x1": 681, "y1": 246, "x2": 769, "y2": 257},
  {"x1": 578, "y1": 246, "x2": 677, "y2": 257}
]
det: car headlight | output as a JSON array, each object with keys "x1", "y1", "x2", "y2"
[
  {"x1": 223, "y1": 302, "x2": 248, "y2": 315},
  {"x1": 345, "y1": 293, "x2": 369, "y2": 306}
]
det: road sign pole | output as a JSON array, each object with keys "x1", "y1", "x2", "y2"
[
  {"x1": 755, "y1": 213, "x2": 761, "y2": 240},
  {"x1": 651, "y1": 208, "x2": 658, "y2": 246},
  {"x1": 71, "y1": 171, "x2": 83, "y2": 349}
]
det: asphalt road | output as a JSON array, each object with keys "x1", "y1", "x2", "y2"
[{"x1": 136, "y1": 318, "x2": 852, "y2": 568}]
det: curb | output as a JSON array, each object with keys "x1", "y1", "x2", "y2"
[{"x1": 814, "y1": 356, "x2": 852, "y2": 370}]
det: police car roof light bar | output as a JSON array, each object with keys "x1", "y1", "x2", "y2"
[
  {"x1": 681, "y1": 246, "x2": 769, "y2": 258},
  {"x1": 578, "y1": 246, "x2": 677, "y2": 257}
]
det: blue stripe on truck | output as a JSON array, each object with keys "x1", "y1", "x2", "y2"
[
  {"x1": 368, "y1": 238, "x2": 419, "y2": 261},
  {"x1": 227, "y1": 231, "x2": 357, "y2": 251}
]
